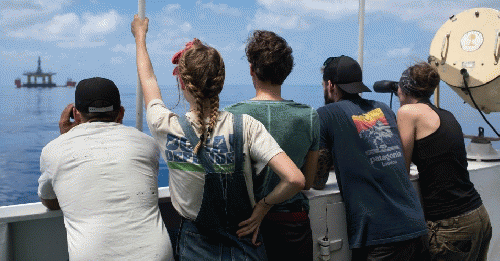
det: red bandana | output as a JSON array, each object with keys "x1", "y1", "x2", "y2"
[{"x1": 172, "y1": 40, "x2": 195, "y2": 76}]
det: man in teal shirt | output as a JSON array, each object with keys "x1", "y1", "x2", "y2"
[{"x1": 225, "y1": 30, "x2": 319, "y2": 261}]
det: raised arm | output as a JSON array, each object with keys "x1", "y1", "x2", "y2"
[
  {"x1": 237, "y1": 152, "x2": 305, "y2": 244},
  {"x1": 397, "y1": 106, "x2": 417, "y2": 174},
  {"x1": 301, "y1": 150, "x2": 319, "y2": 190},
  {"x1": 131, "y1": 15, "x2": 162, "y2": 107}
]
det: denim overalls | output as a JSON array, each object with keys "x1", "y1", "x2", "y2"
[{"x1": 176, "y1": 114, "x2": 267, "y2": 261}]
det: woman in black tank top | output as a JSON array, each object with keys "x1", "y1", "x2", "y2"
[{"x1": 396, "y1": 62, "x2": 491, "y2": 261}]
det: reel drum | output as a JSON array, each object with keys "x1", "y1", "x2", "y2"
[{"x1": 429, "y1": 8, "x2": 500, "y2": 113}]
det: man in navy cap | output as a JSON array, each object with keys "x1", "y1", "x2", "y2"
[
  {"x1": 38, "y1": 77, "x2": 173, "y2": 260},
  {"x1": 314, "y1": 56, "x2": 429, "y2": 260}
]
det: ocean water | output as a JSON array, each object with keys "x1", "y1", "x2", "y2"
[
  {"x1": 1, "y1": 83, "x2": 498, "y2": 207},
  {"x1": 0, "y1": 84, "x2": 323, "y2": 206}
]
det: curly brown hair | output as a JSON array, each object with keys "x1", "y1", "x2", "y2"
[
  {"x1": 246, "y1": 30, "x2": 293, "y2": 85},
  {"x1": 407, "y1": 62, "x2": 440, "y2": 98},
  {"x1": 178, "y1": 39, "x2": 225, "y2": 154}
]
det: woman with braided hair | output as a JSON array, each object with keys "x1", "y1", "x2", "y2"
[
  {"x1": 132, "y1": 15, "x2": 305, "y2": 260},
  {"x1": 396, "y1": 62, "x2": 492, "y2": 261}
]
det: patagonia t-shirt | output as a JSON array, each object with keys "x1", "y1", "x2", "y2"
[{"x1": 317, "y1": 96, "x2": 427, "y2": 249}]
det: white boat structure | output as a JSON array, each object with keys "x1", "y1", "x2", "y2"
[
  {"x1": 1, "y1": 164, "x2": 500, "y2": 260},
  {"x1": 1, "y1": 2, "x2": 500, "y2": 260}
]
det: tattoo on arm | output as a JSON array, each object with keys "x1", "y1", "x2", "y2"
[{"x1": 313, "y1": 148, "x2": 333, "y2": 190}]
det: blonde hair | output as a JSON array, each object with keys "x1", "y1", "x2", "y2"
[{"x1": 178, "y1": 39, "x2": 225, "y2": 154}]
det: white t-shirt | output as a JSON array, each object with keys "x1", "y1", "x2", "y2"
[
  {"x1": 146, "y1": 99, "x2": 283, "y2": 220},
  {"x1": 39, "y1": 122, "x2": 173, "y2": 261}
]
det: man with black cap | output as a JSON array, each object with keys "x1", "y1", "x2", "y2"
[
  {"x1": 38, "y1": 77, "x2": 173, "y2": 260},
  {"x1": 314, "y1": 56, "x2": 429, "y2": 260}
]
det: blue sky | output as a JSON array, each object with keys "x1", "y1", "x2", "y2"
[
  {"x1": 2, "y1": 0, "x2": 499, "y2": 88},
  {"x1": 2, "y1": 0, "x2": 500, "y2": 140}
]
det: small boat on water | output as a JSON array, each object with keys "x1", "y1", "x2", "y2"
[
  {"x1": 14, "y1": 56, "x2": 76, "y2": 88},
  {"x1": 66, "y1": 78, "x2": 76, "y2": 87}
]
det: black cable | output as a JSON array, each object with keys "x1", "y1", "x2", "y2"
[
  {"x1": 389, "y1": 92, "x2": 394, "y2": 109},
  {"x1": 461, "y1": 69, "x2": 500, "y2": 137}
]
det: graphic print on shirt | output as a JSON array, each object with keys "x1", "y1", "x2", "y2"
[
  {"x1": 164, "y1": 134, "x2": 235, "y2": 173},
  {"x1": 352, "y1": 108, "x2": 403, "y2": 167}
]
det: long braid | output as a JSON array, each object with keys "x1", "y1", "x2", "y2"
[
  {"x1": 192, "y1": 89, "x2": 207, "y2": 154},
  {"x1": 207, "y1": 96, "x2": 220, "y2": 138},
  {"x1": 205, "y1": 48, "x2": 224, "y2": 139},
  {"x1": 177, "y1": 39, "x2": 225, "y2": 155}
]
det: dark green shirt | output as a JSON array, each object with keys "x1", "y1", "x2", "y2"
[{"x1": 225, "y1": 100, "x2": 320, "y2": 212}]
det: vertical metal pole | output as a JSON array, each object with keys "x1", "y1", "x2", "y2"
[
  {"x1": 136, "y1": 0, "x2": 146, "y2": 131},
  {"x1": 358, "y1": 0, "x2": 365, "y2": 71},
  {"x1": 434, "y1": 85, "x2": 440, "y2": 108}
]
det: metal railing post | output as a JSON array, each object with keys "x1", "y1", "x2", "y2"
[
  {"x1": 135, "y1": 0, "x2": 146, "y2": 131},
  {"x1": 358, "y1": 0, "x2": 365, "y2": 71}
]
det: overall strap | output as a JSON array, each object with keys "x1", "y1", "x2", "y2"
[
  {"x1": 233, "y1": 114, "x2": 244, "y2": 173},
  {"x1": 177, "y1": 115, "x2": 215, "y2": 173}
]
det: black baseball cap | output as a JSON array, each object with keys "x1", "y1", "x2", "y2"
[
  {"x1": 322, "y1": 55, "x2": 371, "y2": 94},
  {"x1": 75, "y1": 77, "x2": 121, "y2": 113}
]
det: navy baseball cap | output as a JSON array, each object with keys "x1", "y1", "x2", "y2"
[
  {"x1": 75, "y1": 77, "x2": 121, "y2": 113},
  {"x1": 323, "y1": 55, "x2": 371, "y2": 94}
]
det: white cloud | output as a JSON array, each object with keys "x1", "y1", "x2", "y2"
[
  {"x1": 1, "y1": 50, "x2": 42, "y2": 60},
  {"x1": 45, "y1": 13, "x2": 79, "y2": 35},
  {"x1": 254, "y1": 0, "x2": 499, "y2": 31},
  {"x1": 56, "y1": 40, "x2": 106, "y2": 48},
  {"x1": 110, "y1": 56, "x2": 125, "y2": 65},
  {"x1": 372, "y1": 1, "x2": 470, "y2": 31},
  {"x1": 200, "y1": 2, "x2": 242, "y2": 17},
  {"x1": 387, "y1": 47, "x2": 412, "y2": 57},
  {"x1": 0, "y1": 0, "x2": 71, "y2": 28},
  {"x1": 217, "y1": 42, "x2": 238, "y2": 54},
  {"x1": 250, "y1": 10, "x2": 310, "y2": 31},
  {"x1": 112, "y1": 44, "x2": 135, "y2": 54},
  {"x1": 257, "y1": 0, "x2": 360, "y2": 20},
  {"x1": 249, "y1": 0, "x2": 355, "y2": 30},
  {"x1": 5, "y1": 10, "x2": 121, "y2": 48},
  {"x1": 1, "y1": 50, "x2": 52, "y2": 72},
  {"x1": 80, "y1": 10, "x2": 119, "y2": 37},
  {"x1": 144, "y1": 7, "x2": 196, "y2": 56},
  {"x1": 148, "y1": 36, "x2": 191, "y2": 55},
  {"x1": 163, "y1": 4, "x2": 181, "y2": 13},
  {"x1": 6, "y1": 13, "x2": 79, "y2": 40},
  {"x1": 180, "y1": 22, "x2": 192, "y2": 33}
]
